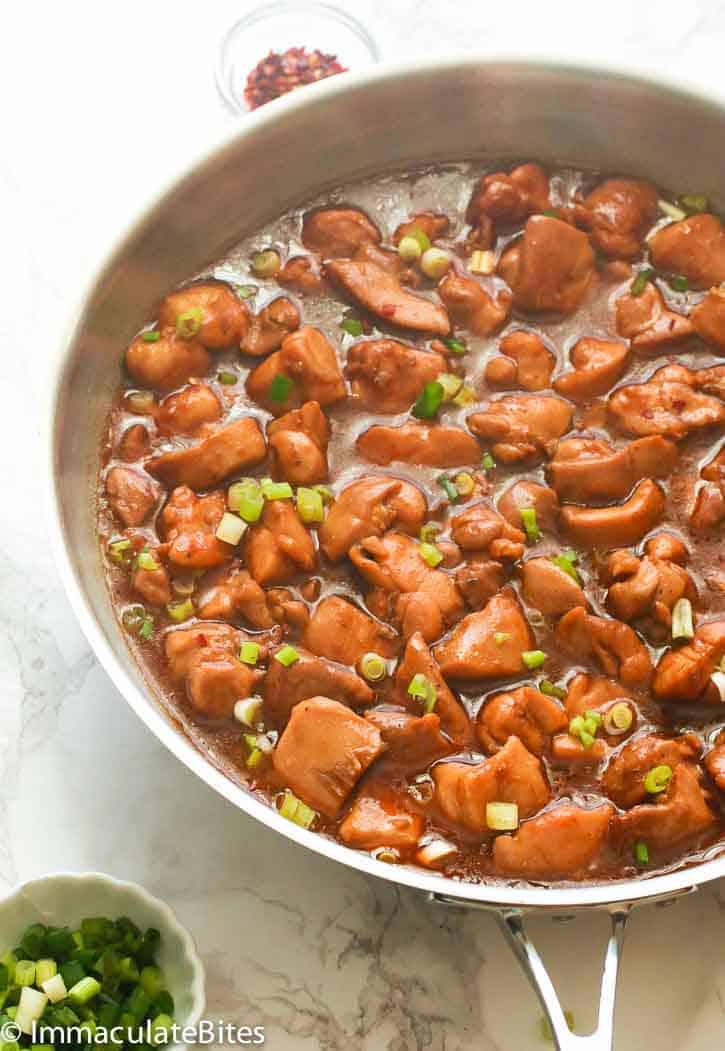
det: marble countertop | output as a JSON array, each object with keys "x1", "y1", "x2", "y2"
[{"x1": 4, "y1": 0, "x2": 725, "y2": 1046}]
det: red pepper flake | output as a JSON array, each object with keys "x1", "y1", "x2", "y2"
[
  {"x1": 244, "y1": 47, "x2": 347, "y2": 110},
  {"x1": 380, "y1": 303, "x2": 397, "y2": 318}
]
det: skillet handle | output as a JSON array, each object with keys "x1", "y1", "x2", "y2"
[{"x1": 497, "y1": 908, "x2": 629, "y2": 1051}]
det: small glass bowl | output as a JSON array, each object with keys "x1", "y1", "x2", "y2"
[{"x1": 216, "y1": 1, "x2": 380, "y2": 115}]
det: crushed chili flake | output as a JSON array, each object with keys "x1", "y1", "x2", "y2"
[{"x1": 244, "y1": 47, "x2": 347, "y2": 110}]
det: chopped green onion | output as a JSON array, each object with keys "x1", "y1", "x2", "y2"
[
  {"x1": 269, "y1": 373, "x2": 294, "y2": 403},
  {"x1": 454, "y1": 471, "x2": 475, "y2": 496},
  {"x1": 552, "y1": 550, "x2": 580, "y2": 583},
  {"x1": 278, "y1": 790, "x2": 317, "y2": 828},
  {"x1": 437, "y1": 373, "x2": 464, "y2": 400},
  {"x1": 634, "y1": 841, "x2": 649, "y2": 866},
  {"x1": 41, "y1": 973, "x2": 67, "y2": 1004},
  {"x1": 469, "y1": 249, "x2": 496, "y2": 275},
  {"x1": 296, "y1": 486, "x2": 324, "y2": 524},
  {"x1": 341, "y1": 317, "x2": 364, "y2": 337},
  {"x1": 672, "y1": 597, "x2": 694, "y2": 640},
  {"x1": 360, "y1": 652, "x2": 387, "y2": 683},
  {"x1": 494, "y1": 632, "x2": 511, "y2": 646},
  {"x1": 522, "y1": 650, "x2": 546, "y2": 670},
  {"x1": 539, "y1": 679, "x2": 567, "y2": 700},
  {"x1": 644, "y1": 764, "x2": 672, "y2": 794},
  {"x1": 658, "y1": 199, "x2": 686, "y2": 222},
  {"x1": 139, "y1": 965, "x2": 164, "y2": 1000},
  {"x1": 481, "y1": 452, "x2": 495, "y2": 471},
  {"x1": 669, "y1": 274, "x2": 689, "y2": 293},
  {"x1": 520, "y1": 507, "x2": 541, "y2": 543},
  {"x1": 541, "y1": 208, "x2": 560, "y2": 219},
  {"x1": 452, "y1": 385, "x2": 477, "y2": 407},
  {"x1": 235, "y1": 284, "x2": 258, "y2": 299},
  {"x1": 217, "y1": 370, "x2": 238, "y2": 385},
  {"x1": 215, "y1": 511, "x2": 247, "y2": 545},
  {"x1": 139, "y1": 616, "x2": 154, "y2": 640},
  {"x1": 14, "y1": 962, "x2": 35, "y2": 987},
  {"x1": 630, "y1": 268, "x2": 655, "y2": 296},
  {"x1": 583, "y1": 710, "x2": 602, "y2": 734},
  {"x1": 420, "y1": 247, "x2": 451, "y2": 280},
  {"x1": 569, "y1": 711, "x2": 600, "y2": 748},
  {"x1": 678, "y1": 193, "x2": 709, "y2": 215},
  {"x1": 68, "y1": 977, "x2": 101, "y2": 1007},
  {"x1": 251, "y1": 249, "x2": 281, "y2": 278},
  {"x1": 149, "y1": 1013, "x2": 174, "y2": 1043},
  {"x1": 243, "y1": 736, "x2": 264, "y2": 769},
  {"x1": 239, "y1": 641, "x2": 260, "y2": 666},
  {"x1": 141, "y1": 330, "x2": 160, "y2": 343},
  {"x1": 398, "y1": 235, "x2": 424, "y2": 262},
  {"x1": 405, "y1": 227, "x2": 432, "y2": 254},
  {"x1": 35, "y1": 959, "x2": 57, "y2": 985},
  {"x1": 166, "y1": 598, "x2": 194, "y2": 623},
  {"x1": 228, "y1": 479, "x2": 264, "y2": 522},
  {"x1": 419, "y1": 522, "x2": 440, "y2": 544},
  {"x1": 274, "y1": 645, "x2": 299, "y2": 667},
  {"x1": 412, "y1": 380, "x2": 444, "y2": 419},
  {"x1": 314, "y1": 483, "x2": 335, "y2": 504},
  {"x1": 437, "y1": 474, "x2": 459, "y2": 502},
  {"x1": 125, "y1": 389, "x2": 155, "y2": 414},
  {"x1": 234, "y1": 697, "x2": 263, "y2": 727},
  {"x1": 419, "y1": 541, "x2": 443, "y2": 568},
  {"x1": 407, "y1": 673, "x2": 437, "y2": 712},
  {"x1": 15, "y1": 987, "x2": 48, "y2": 1034},
  {"x1": 603, "y1": 701, "x2": 634, "y2": 735},
  {"x1": 444, "y1": 337, "x2": 467, "y2": 355},
  {"x1": 485, "y1": 801, "x2": 519, "y2": 831},
  {"x1": 261, "y1": 478, "x2": 294, "y2": 501},
  {"x1": 108, "y1": 539, "x2": 132, "y2": 565},
  {"x1": 175, "y1": 307, "x2": 204, "y2": 340},
  {"x1": 122, "y1": 605, "x2": 154, "y2": 639},
  {"x1": 136, "y1": 550, "x2": 160, "y2": 572}
]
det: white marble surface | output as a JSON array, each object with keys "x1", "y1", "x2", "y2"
[{"x1": 4, "y1": 1, "x2": 725, "y2": 1047}]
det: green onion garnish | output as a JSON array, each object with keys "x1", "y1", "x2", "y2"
[
  {"x1": 644, "y1": 764, "x2": 672, "y2": 794},
  {"x1": 251, "y1": 249, "x2": 281, "y2": 278},
  {"x1": 412, "y1": 380, "x2": 445, "y2": 419},
  {"x1": 520, "y1": 507, "x2": 541, "y2": 543},
  {"x1": 314, "y1": 484, "x2": 334, "y2": 504},
  {"x1": 552, "y1": 550, "x2": 580, "y2": 583},
  {"x1": 235, "y1": 284, "x2": 258, "y2": 299},
  {"x1": 419, "y1": 541, "x2": 444, "y2": 568},
  {"x1": 234, "y1": 697, "x2": 263, "y2": 727},
  {"x1": 406, "y1": 227, "x2": 432, "y2": 254},
  {"x1": 217, "y1": 370, "x2": 238, "y2": 385},
  {"x1": 278, "y1": 790, "x2": 317, "y2": 828},
  {"x1": 261, "y1": 478, "x2": 294, "y2": 501},
  {"x1": 444, "y1": 337, "x2": 467, "y2": 355},
  {"x1": 175, "y1": 307, "x2": 204, "y2": 339},
  {"x1": 658, "y1": 199, "x2": 686, "y2": 222},
  {"x1": 296, "y1": 486, "x2": 325, "y2": 524},
  {"x1": 360, "y1": 652, "x2": 387, "y2": 683},
  {"x1": 407, "y1": 673, "x2": 437, "y2": 712},
  {"x1": 275, "y1": 645, "x2": 299, "y2": 667},
  {"x1": 603, "y1": 701, "x2": 633, "y2": 735},
  {"x1": 539, "y1": 679, "x2": 567, "y2": 700},
  {"x1": 494, "y1": 632, "x2": 511, "y2": 646},
  {"x1": 15, "y1": 961, "x2": 36, "y2": 987},
  {"x1": 243, "y1": 734, "x2": 264, "y2": 769},
  {"x1": 678, "y1": 193, "x2": 709, "y2": 215},
  {"x1": 166, "y1": 598, "x2": 194, "y2": 623},
  {"x1": 341, "y1": 318, "x2": 364, "y2": 337},
  {"x1": 141, "y1": 330, "x2": 160, "y2": 343},
  {"x1": 481, "y1": 452, "x2": 495, "y2": 472},
  {"x1": 437, "y1": 373, "x2": 464, "y2": 401},
  {"x1": 419, "y1": 522, "x2": 440, "y2": 544},
  {"x1": 398, "y1": 235, "x2": 423, "y2": 262},
  {"x1": 672, "y1": 597, "x2": 694, "y2": 640},
  {"x1": 228, "y1": 479, "x2": 264, "y2": 522},
  {"x1": 138, "y1": 616, "x2": 154, "y2": 640},
  {"x1": 437, "y1": 474, "x2": 459, "y2": 502},
  {"x1": 521, "y1": 650, "x2": 546, "y2": 670},
  {"x1": 239, "y1": 641, "x2": 260, "y2": 666},
  {"x1": 135, "y1": 550, "x2": 160, "y2": 572},
  {"x1": 669, "y1": 274, "x2": 689, "y2": 293},
  {"x1": 485, "y1": 801, "x2": 519, "y2": 831},
  {"x1": 122, "y1": 606, "x2": 154, "y2": 640},
  {"x1": 108, "y1": 539, "x2": 132, "y2": 564},
  {"x1": 634, "y1": 841, "x2": 649, "y2": 866},
  {"x1": 215, "y1": 511, "x2": 247, "y2": 545},
  {"x1": 630, "y1": 268, "x2": 655, "y2": 296},
  {"x1": 569, "y1": 710, "x2": 601, "y2": 748},
  {"x1": 454, "y1": 471, "x2": 475, "y2": 496},
  {"x1": 69, "y1": 976, "x2": 101, "y2": 1007},
  {"x1": 452, "y1": 385, "x2": 476, "y2": 407},
  {"x1": 269, "y1": 373, "x2": 294, "y2": 403}
]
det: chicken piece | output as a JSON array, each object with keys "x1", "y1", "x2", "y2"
[
  {"x1": 608, "y1": 365, "x2": 725, "y2": 439},
  {"x1": 521, "y1": 558, "x2": 587, "y2": 617},
  {"x1": 564, "y1": 673, "x2": 634, "y2": 718},
  {"x1": 467, "y1": 395, "x2": 572, "y2": 464},
  {"x1": 477, "y1": 686, "x2": 567, "y2": 755},
  {"x1": 125, "y1": 328, "x2": 210, "y2": 394},
  {"x1": 705, "y1": 731, "x2": 725, "y2": 791},
  {"x1": 553, "y1": 338, "x2": 629, "y2": 402},
  {"x1": 696, "y1": 363, "x2": 725, "y2": 399},
  {"x1": 350, "y1": 533, "x2": 463, "y2": 636},
  {"x1": 437, "y1": 271, "x2": 511, "y2": 337},
  {"x1": 455, "y1": 559, "x2": 506, "y2": 611},
  {"x1": 131, "y1": 562, "x2": 172, "y2": 607},
  {"x1": 165, "y1": 623, "x2": 263, "y2": 718},
  {"x1": 156, "y1": 383, "x2": 222, "y2": 436},
  {"x1": 548, "y1": 435, "x2": 678, "y2": 504},
  {"x1": 616, "y1": 763, "x2": 715, "y2": 849},
  {"x1": 345, "y1": 339, "x2": 446, "y2": 413},
  {"x1": 392, "y1": 210, "x2": 450, "y2": 244},
  {"x1": 240, "y1": 297, "x2": 301, "y2": 357},
  {"x1": 303, "y1": 596, "x2": 400, "y2": 666},
  {"x1": 105, "y1": 467, "x2": 158, "y2": 527},
  {"x1": 575, "y1": 178, "x2": 658, "y2": 259},
  {"x1": 160, "y1": 486, "x2": 232, "y2": 569},
  {"x1": 498, "y1": 480, "x2": 560, "y2": 533},
  {"x1": 147, "y1": 417, "x2": 266, "y2": 490},
  {"x1": 449, "y1": 501, "x2": 526, "y2": 561},
  {"x1": 493, "y1": 803, "x2": 613, "y2": 879},
  {"x1": 691, "y1": 447, "x2": 725, "y2": 531},
  {"x1": 560, "y1": 479, "x2": 665, "y2": 548},
  {"x1": 264, "y1": 649, "x2": 373, "y2": 729},
  {"x1": 606, "y1": 541, "x2": 696, "y2": 631},
  {"x1": 325, "y1": 258, "x2": 451, "y2": 336},
  {"x1": 244, "y1": 500, "x2": 316, "y2": 587},
  {"x1": 434, "y1": 588, "x2": 535, "y2": 681},
  {"x1": 497, "y1": 216, "x2": 595, "y2": 315},
  {"x1": 649, "y1": 213, "x2": 725, "y2": 289},
  {"x1": 273, "y1": 697, "x2": 385, "y2": 818},
  {"x1": 652, "y1": 620, "x2": 725, "y2": 704},
  {"x1": 466, "y1": 163, "x2": 550, "y2": 226},
  {"x1": 196, "y1": 562, "x2": 274, "y2": 628},
  {"x1": 267, "y1": 401, "x2": 330, "y2": 485},
  {"x1": 485, "y1": 331, "x2": 555, "y2": 392},
  {"x1": 615, "y1": 282, "x2": 694, "y2": 351},
  {"x1": 433, "y1": 736, "x2": 551, "y2": 835},
  {"x1": 692, "y1": 286, "x2": 725, "y2": 349},
  {"x1": 118, "y1": 423, "x2": 150, "y2": 461},
  {"x1": 555, "y1": 607, "x2": 652, "y2": 686},
  {"x1": 364, "y1": 708, "x2": 453, "y2": 773},
  {"x1": 277, "y1": 255, "x2": 324, "y2": 295},
  {"x1": 157, "y1": 281, "x2": 250, "y2": 349},
  {"x1": 357, "y1": 422, "x2": 481, "y2": 468},
  {"x1": 550, "y1": 734, "x2": 609, "y2": 768},
  {"x1": 393, "y1": 631, "x2": 473, "y2": 747},
  {"x1": 318, "y1": 475, "x2": 426, "y2": 561},
  {"x1": 265, "y1": 588, "x2": 310, "y2": 631},
  {"x1": 339, "y1": 793, "x2": 425, "y2": 851},
  {"x1": 301, "y1": 207, "x2": 381, "y2": 259},
  {"x1": 246, "y1": 327, "x2": 346, "y2": 416},
  {"x1": 603, "y1": 733, "x2": 701, "y2": 809}
]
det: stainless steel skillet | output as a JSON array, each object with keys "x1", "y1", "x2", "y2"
[{"x1": 47, "y1": 57, "x2": 725, "y2": 1050}]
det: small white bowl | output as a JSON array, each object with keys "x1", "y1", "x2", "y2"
[{"x1": 0, "y1": 872, "x2": 205, "y2": 1049}]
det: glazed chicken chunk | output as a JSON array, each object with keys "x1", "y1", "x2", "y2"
[
  {"x1": 497, "y1": 216, "x2": 595, "y2": 315},
  {"x1": 345, "y1": 338, "x2": 447, "y2": 413},
  {"x1": 468, "y1": 395, "x2": 573, "y2": 464}
]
